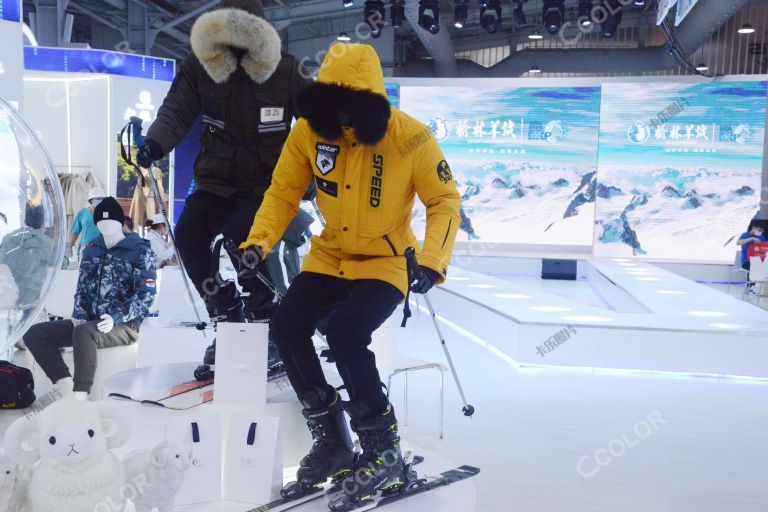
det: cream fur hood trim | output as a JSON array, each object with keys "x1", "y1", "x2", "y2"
[{"x1": 190, "y1": 7, "x2": 282, "y2": 84}]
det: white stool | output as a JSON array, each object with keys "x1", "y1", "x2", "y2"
[
  {"x1": 154, "y1": 266, "x2": 208, "y2": 321},
  {"x1": 136, "y1": 317, "x2": 211, "y2": 367},
  {"x1": 370, "y1": 318, "x2": 447, "y2": 439},
  {"x1": 25, "y1": 341, "x2": 138, "y2": 401}
]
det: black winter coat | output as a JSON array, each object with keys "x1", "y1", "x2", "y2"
[{"x1": 147, "y1": 8, "x2": 311, "y2": 197}]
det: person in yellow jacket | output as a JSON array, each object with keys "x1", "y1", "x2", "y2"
[{"x1": 240, "y1": 43, "x2": 460, "y2": 506}]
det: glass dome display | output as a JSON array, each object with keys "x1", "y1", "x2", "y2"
[{"x1": 0, "y1": 95, "x2": 66, "y2": 357}]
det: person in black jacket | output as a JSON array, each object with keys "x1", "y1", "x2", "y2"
[{"x1": 137, "y1": 0, "x2": 311, "y2": 373}]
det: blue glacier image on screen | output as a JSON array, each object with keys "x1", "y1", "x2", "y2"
[
  {"x1": 595, "y1": 81, "x2": 767, "y2": 262},
  {"x1": 400, "y1": 86, "x2": 601, "y2": 246}
]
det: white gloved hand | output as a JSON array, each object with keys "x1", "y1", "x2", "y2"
[{"x1": 97, "y1": 314, "x2": 114, "y2": 333}]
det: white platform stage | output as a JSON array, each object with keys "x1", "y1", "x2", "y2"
[{"x1": 428, "y1": 258, "x2": 768, "y2": 378}]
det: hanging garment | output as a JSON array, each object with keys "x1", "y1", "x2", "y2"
[{"x1": 129, "y1": 167, "x2": 169, "y2": 229}]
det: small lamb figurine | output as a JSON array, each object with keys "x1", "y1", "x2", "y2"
[
  {"x1": 3, "y1": 399, "x2": 132, "y2": 512},
  {"x1": 0, "y1": 453, "x2": 27, "y2": 512},
  {"x1": 123, "y1": 442, "x2": 193, "y2": 512}
]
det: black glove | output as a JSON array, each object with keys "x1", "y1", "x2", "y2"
[
  {"x1": 137, "y1": 139, "x2": 163, "y2": 168},
  {"x1": 410, "y1": 266, "x2": 442, "y2": 294},
  {"x1": 237, "y1": 245, "x2": 264, "y2": 280}
]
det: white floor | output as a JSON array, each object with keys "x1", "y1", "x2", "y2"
[{"x1": 2, "y1": 264, "x2": 768, "y2": 511}]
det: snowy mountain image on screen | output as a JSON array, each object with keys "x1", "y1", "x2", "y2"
[
  {"x1": 595, "y1": 81, "x2": 767, "y2": 262},
  {"x1": 401, "y1": 86, "x2": 601, "y2": 246},
  {"x1": 410, "y1": 161, "x2": 596, "y2": 246}
]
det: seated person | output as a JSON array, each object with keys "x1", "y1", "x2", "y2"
[
  {"x1": 24, "y1": 197, "x2": 157, "y2": 399},
  {"x1": 122, "y1": 215, "x2": 135, "y2": 234},
  {"x1": 737, "y1": 221, "x2": 766, "y2": 270},
  {"x1": 0, "y1": 203, "x2": 54, "y2": 315},
  {"x1": 144, "y1": 213, "x2": 176, "y2": 268}
]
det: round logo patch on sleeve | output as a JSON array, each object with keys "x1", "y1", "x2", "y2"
[{"x1": 437, "y1": 160, "x2": 453, "y2": 184}]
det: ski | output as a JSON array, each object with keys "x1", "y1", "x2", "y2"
[
  {"x1": 247, "y1": 481, "x2": 340, "y2": 512},
  {"x1": 330, "y1": 465, "x2": 480, "y2": 512},
  {"x1": 247, "y1": 455, "x2": 425, "y2": 512}
]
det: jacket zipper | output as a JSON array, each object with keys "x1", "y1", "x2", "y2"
[
  {"x1": 383, "y1": 235, "x2": 398, "y2": 256},
  {"x1": 441, "y1": 218, "x2": 453, "y2": 250},
  {"x1": 96, "y1": 255, "x2": 105, "y2": 316}
]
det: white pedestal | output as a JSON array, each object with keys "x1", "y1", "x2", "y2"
[
  {"x1": 136, "y1": 317, "x2": 211, "y2": 368},
  {"x1": 155, "y1": 266, "x2": 208, "y2": 321},
  {"x1": 215, "y1": 323, "x2": 268, "y2": 407}
]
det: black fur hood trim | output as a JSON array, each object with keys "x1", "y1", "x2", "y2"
[{"x1": 296, "y1": 82, "x2": 391, "y2": 146}]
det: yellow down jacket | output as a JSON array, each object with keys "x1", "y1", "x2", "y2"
[{"x1": 242, "y1": 43, "x2": 460, "y2": 296}]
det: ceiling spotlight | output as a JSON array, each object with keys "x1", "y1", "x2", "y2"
[
  {"x1": 343, "y1": 0, "x2": 354, "y2": 7},
  {"x1": 738, "y1": 23, "x2": 755, "y2": 34},
  {"x1": 578, "y1": 0, "x2": 592, "y2": 27},
  {"x1": 418, "y1": 0, "x2": 440, "y2": 34},
  {"x1": 391, "y1": 0, "x2": 405, "y2": 28},
  {"x1": 454, "y1": 0, "x2": 468, "y2": 28},
  {"x1": 695, "y1": 63, "x2": 709, "y2": 71},
  {"x1": 480, "y1": 0, "x2": 502, "y2": 34},
  {"x1": 601, "y1": 0, "x2": 622, "y2": 38},
  {"x1": 634, "y1": 0, "x2": 645, "y2": 5},
  {"x1": 337, "y1": 32, "x2": 351, "y2": 41},
  {"x1": 542, "y1": 0, "x2": 565, "y2": 35},
  {"x1": 529, "y1": 65, "x2": 541, "y2": 73},
  {"x1": 528, "y1": 29, "x2": 543, "y2": 40},
  {"x1": 513, "y1": 0, "x2": 526, "y2": 27},
  {"x1": 364, "y1": 0, "x2": 385, "y2": 38}
]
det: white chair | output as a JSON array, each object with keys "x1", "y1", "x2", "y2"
[
  {"x1": 369, "y1": 318, "x2": 447, "y2": 439},
  {"x1": 744, "y1": 255, "x2": 768, "y2": 304},
  {"x1": 728, "y1": 250, "x2": 749, "y2": 293},
  {"x1": 43, "y1": 269, "x2": 79, "y2": 318}
]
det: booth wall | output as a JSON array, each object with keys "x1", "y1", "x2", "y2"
[
  {"x1": 23, "y1": 75, "x2": 110, "y2": 190},
  {"x1": 0, "y1": 17, "x2": 23, "y2": 108}
]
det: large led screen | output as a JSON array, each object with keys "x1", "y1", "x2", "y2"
[
  {"x1": 595, "y1": 81, "x2": 767, "y2": 262},
  {"x1": 400, "y1": 86, "x2": 601, "y2": 246}
]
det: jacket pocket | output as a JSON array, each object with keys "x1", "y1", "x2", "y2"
[{"x1": 382, "y1": 234, "x2": 398, "y2": 256}]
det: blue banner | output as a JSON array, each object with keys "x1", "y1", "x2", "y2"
[
  {"x1": 24, "y1": 47, "x2": 175, "y2": 81},
  {"x1": 0, "y1": 0, "x2": 20, "y2": 22}
]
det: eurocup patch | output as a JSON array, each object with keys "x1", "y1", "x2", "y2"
[
  {"x1": 316, "y1": 143, "x2": 340, "y2": 175},
  {"x1": 437, "y1": 160, "x2": 453, "y2": 184}
]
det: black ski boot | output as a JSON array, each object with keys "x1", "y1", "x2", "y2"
[
  {"x1": 194, "y1": 281, "x2": 246, "y2": 381},
  {"x1": 243, "y1": 294, "x2": 279, "y2": 323},
  {"x1": 280, "y1": 388, "x2": 355, "y2": 500},
  {"x1": 329, "y1": 404, "x2": 405, "y2": 511}
]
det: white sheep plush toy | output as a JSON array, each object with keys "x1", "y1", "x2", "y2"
[
  {"x1": 3, "y1": 399, "x2": 132, "y2": 512},
  {"x1": 0, "y1": 453, "x2": 27, "y2": 512},
  {"x1": 123, "y1": 442, "x2": 193, "y2": 512}
]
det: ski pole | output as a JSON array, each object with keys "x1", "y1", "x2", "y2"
[
  {"x1": 125, "y1": 118, "x2": 208, "y2": 334},
  {"x1": 404, "y1": 247, "x2": 475, "y2": 418},
  {"x1": 310, "y1": 197, "x2": 326, "y2": 228}
]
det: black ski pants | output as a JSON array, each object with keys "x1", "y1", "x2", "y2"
[
  {"x1": 175, "y1": 190, "x2": 273, "y2": 306},
  {"x1": 270, "y1": 272, "x2": 403, "y2": 419}
]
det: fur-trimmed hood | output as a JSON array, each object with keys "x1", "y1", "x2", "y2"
[
  {"x1": 190, "y1": 7, "x2": 281, "y2": 84},
  {"x1": 296, "y1": 43, "x2": 391, "y2": 146}
]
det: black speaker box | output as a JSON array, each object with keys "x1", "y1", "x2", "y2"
[{"x1": 541, "y1": 259, "x2": 577, "y2": 280}]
